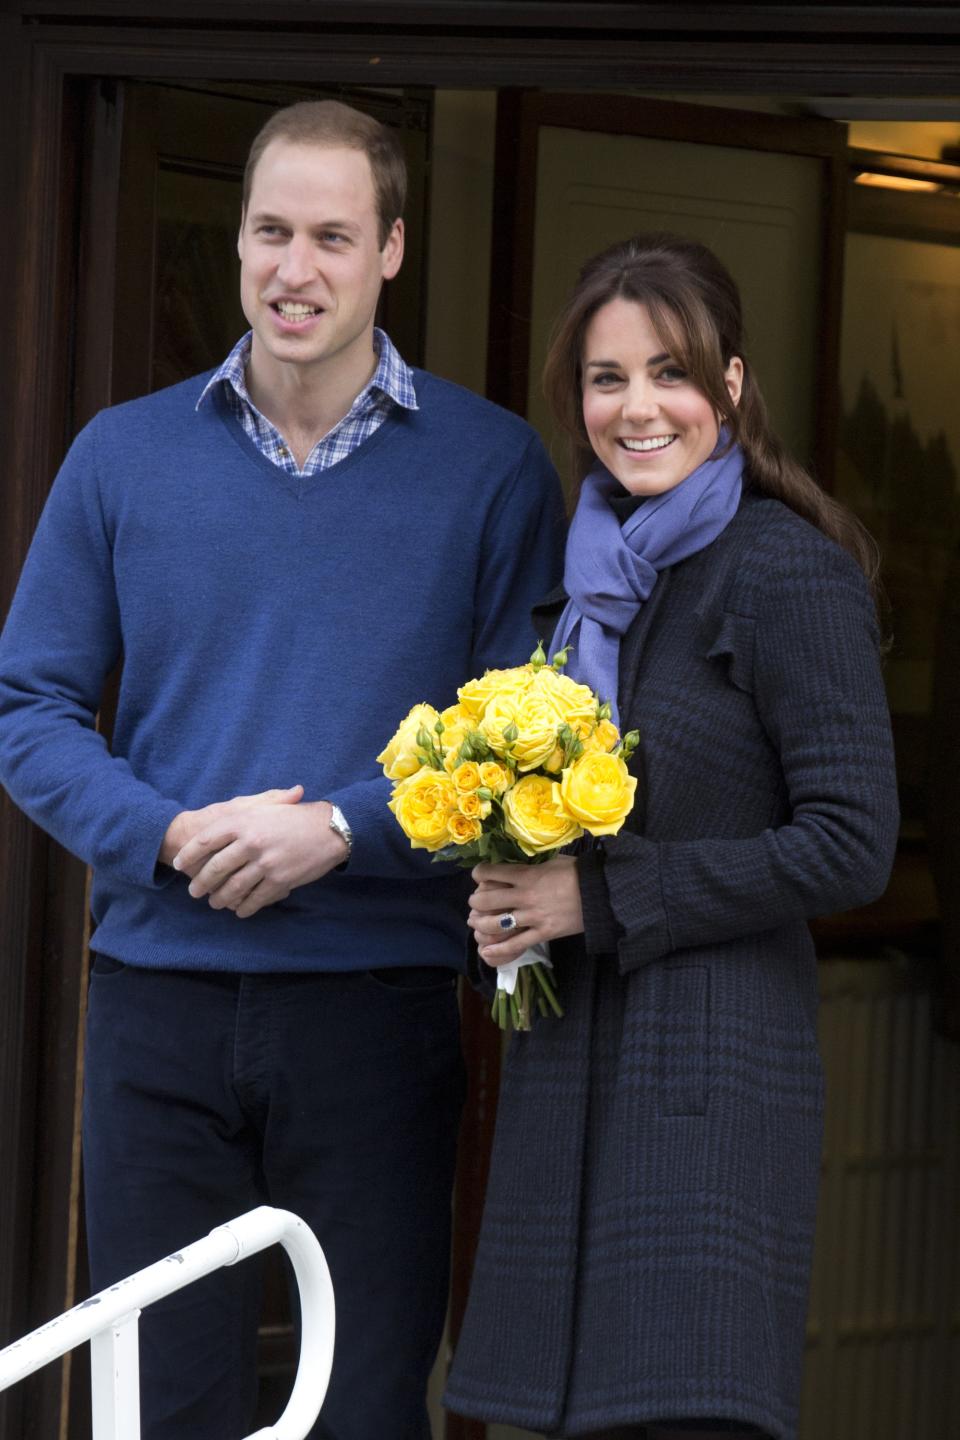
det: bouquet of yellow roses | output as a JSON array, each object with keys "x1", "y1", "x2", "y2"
[{"x1": 377, "y1": 644, "x2": 638, "y2": 1030}]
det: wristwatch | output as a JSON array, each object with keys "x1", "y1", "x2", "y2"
[{"x1": 328, "y1": 803, "x2": 353, "y2": 860}]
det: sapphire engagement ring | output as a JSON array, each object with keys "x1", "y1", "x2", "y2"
[{"x1": 498, "y1": 912, "x2": 519, "y2": 933}]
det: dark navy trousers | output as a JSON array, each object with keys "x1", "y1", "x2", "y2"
[{"x1": 82, "y1": 958, "x2": 466, "y2": 1440}]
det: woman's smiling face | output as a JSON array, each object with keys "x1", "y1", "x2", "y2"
[{"x1": 581, "y1": 296, "x2": 743, "y2": 497}]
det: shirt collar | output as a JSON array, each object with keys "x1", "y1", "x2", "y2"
[{"x1": 195, "y1": 327, "x2": 418, "y2": 414}]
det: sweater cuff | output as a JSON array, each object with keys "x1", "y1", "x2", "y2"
[
  {"x1": 135, "y1": 797, "x2": 186, "y2": 890},
  {"x1": 577, "y1": 847, "x2": 622, "y2": 955}
]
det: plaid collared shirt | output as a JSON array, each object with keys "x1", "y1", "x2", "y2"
[{"x1": 196, "y1": 327, "x2": 418, "y2": 475}]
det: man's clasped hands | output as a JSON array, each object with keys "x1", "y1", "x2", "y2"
[{"x1": 161, "y1": 787, "x2": 347, "y2": 920}]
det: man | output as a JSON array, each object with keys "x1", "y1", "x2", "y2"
[{"x1": 0, "y1": 100, "x2": 563, "y2": 1438}]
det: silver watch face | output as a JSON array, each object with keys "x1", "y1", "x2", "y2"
[{"x1": 329, "y1": 804, "x2": 352, "y2": 846}]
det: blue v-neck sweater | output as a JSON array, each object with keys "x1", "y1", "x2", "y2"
[{"x1": 0, "y1": 370, "x2": 564, "y2": 972}]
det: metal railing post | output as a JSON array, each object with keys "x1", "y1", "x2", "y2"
[{"x1": 90, "y1": 1310, "x2": 141, "y2": 1440}]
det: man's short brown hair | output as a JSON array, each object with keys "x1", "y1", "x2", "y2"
[{"x1": 242, "y1": 99, "x2": 406, "y2": 249}]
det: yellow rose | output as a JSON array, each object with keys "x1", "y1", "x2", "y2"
[
  {"x1": 377, "y1": 703, "x2": 441, "y2": 780},
  {"x1": 438, "y1": 704, "x2": 480, "y2": 772},
  {"x1": 480, "y1": 690, "x2": 562, "y2": 770},
  {"x1": 457, "y1": 665, "x2": 533, "y2": 719},
  {"x1": 478, "y1": 761, "x2": 510, "y2": 796},
  {"x1": 543, "y1": 744, "x2": 565, "y2": 774},
  {"x1": 554, "y1": 751, "x2": 637, "y2": 836},
  {"x1": 451, "y1": 761, "x2": 482, "y2": 792},
  {"x1": 581, "y1": 718, "x2": 621, "y2": 755},
  {"x1": 457, "y1": 790, "x2": 491, "y2": 820},
  {"x1": 502, "y1": 774, "x2": 583, "y2": 857},
  {"x1": 440, "y1": 702, "x2": 470, "y2": 728},
  {"x1": 531, "y1": 667, "x2": 599, "y2": 727},
  {"x1": 447, "y1": 811, "x2": 484, "y2": 845},
  {"x1": 514, "y1": 692, "x2": 569, "y2": 771},
  {"x1": 388, "y1": 769, "x2": 459, "y2": 851},
  {"x1": 476, "y1": 692, "x2": 520, "y2": 758}
]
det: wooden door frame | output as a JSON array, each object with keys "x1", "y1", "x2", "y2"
[{"x1": 2, "y1": 6, "x2": 960, "y2": 1438}]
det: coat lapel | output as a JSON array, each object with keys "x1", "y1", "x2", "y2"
[{"x1": 617, "y1": 567, "x2": 673, "y2": 724}]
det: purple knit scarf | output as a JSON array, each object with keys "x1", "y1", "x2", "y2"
[{"x1": 550, "y1": 435, "x2": 744, "y2": 724}]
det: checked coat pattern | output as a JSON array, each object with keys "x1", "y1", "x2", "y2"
[{"x1": 444, "y1": 493, "x2": 900, "y2": 1439}]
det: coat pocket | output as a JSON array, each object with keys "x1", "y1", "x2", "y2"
[{"x1": 658, "y1": 963, "x2": 710, "y2": 1116}]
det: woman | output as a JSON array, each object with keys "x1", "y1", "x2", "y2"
[{"x1": 444, "y1": 235, "x2": 900, "y2": 1440}]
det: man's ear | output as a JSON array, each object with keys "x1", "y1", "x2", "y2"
[{"x1": 381, "y1": 218, "x2": 404, "y2": 281}]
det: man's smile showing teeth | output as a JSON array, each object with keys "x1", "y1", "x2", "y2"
[
  {"x1": 274, "y1": 301, "x2": 322, "y2": 319},
  {"x1": 620, "y1": 435, "x2": 676, "y2": 453}
]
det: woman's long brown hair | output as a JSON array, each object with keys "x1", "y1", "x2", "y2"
[{"x1": 542, "y1": 233, "x2": 880, "y2": 590}]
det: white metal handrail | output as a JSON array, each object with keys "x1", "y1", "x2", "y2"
[{"x1": 0, "y1": 1206, "x2": 335, "y2": 1440}]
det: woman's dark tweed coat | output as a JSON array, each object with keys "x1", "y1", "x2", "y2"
[{"x1": 445, "y1": 492, "x2": 899, "y2": 1439}]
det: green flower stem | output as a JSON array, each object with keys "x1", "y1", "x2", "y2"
[
  {"x1": 517, "y1": 968, "x2": 531, "y2": 1031},
  {"x1": 532, "y1": 962, "x2": 564, "y2": 1018}
]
